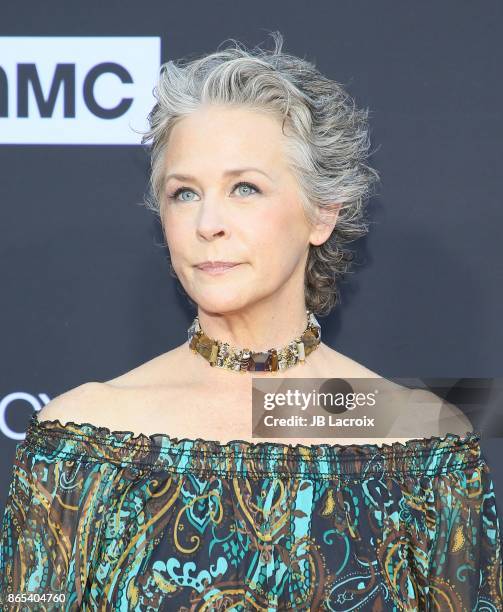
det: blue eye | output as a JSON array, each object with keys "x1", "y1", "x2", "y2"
[
  {"x1": 234, "y1": 181, "x2": 259, "y2": 197},
  {"x1": 168, "y1": 188, "x2": 197, "y2": 202},
  {"x1": 167, "y1": 181, "x2": 260, "y2": 203}
]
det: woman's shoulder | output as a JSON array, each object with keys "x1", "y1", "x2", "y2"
[
  {"x1": 318, "y1": 344, "x2": 473, "y2": 436},
  {"x1": 35, "y1": 346, "x2": 188, "y2": 433},
  {"x1": 36, "y1": 381, "x2": 115, "y2": 426}
]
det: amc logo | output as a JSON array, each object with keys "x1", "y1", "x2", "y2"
[
  {"x1": 0, "y1": 392, "x2": 50, "y2": 441},
  {"x1": 0, "y1": 36, "x2": 160, "y2": 144}
]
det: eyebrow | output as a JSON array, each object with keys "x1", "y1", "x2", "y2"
[{"x1": 164, "y1": 167, "x2": 273, "y2": 184}]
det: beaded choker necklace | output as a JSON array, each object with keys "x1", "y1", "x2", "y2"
[{"x1": 187, "y1": 309, "x2": 321, "y2": 373}]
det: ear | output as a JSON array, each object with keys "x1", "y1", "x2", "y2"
[{"x1": 308, "y1": 203, "x2": 341, "y2": 247}]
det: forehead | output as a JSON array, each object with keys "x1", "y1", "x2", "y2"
[{"x1": 164, "y1": 105, "x2": 288, "y2": 170}]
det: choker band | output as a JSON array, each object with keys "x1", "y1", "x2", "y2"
[{"x1": 187, "y1": 309, "x2": 321, "y2": 373}]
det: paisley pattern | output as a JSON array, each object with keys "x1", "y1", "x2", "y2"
[{"x1": 1, "y1": 411, "x2": 502, "y2": 611}]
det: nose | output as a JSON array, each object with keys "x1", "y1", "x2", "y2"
[{"x1": 196, "y1": 197, "x2": 228, "y2": 241}]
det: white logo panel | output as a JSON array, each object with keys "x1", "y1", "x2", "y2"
[{"x1": 0, "y1": 36, "x2": 161, "y2": 144}]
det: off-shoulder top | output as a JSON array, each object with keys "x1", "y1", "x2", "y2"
[{"x1": 1, "y1": 411, "x2": 502, "y2": 611}]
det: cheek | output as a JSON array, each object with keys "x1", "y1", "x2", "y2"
[
  {"x1": 251, "y1": 204, "x2": 299, "y2": 243},
  {"x1": 163, "y1": 214, "x2": 190, "y2": 257},
  {"x1": 246, "y1": 211, "x2": 307, "y2": 273}
]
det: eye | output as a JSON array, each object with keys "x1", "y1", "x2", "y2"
[
  {"x1": 233, "y1": 181, "x2": 260, "y2": 197},
  {"x1": 167, "y1": 187, "x2": 198, "y2": 203},
  {"x1": 166, "y1": 181, "x2": 261, "y2": 203}
]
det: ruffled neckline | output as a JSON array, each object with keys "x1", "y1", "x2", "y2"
[{"x1": 30, "y1": 412, "x2": 479, "y2": 456}]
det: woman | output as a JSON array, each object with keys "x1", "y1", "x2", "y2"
[{"x1": 1, "y1": 32, "x2": 501, "y2": 610}]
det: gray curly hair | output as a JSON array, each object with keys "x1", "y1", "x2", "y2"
[{"x1": 140, "y1": 31, "x2": 380, "y2": 317}]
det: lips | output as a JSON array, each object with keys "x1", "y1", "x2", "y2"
[
  {"x1": 195, "y1": 262, "x2": 241, "y2": 275},
  {"x1": 196, "y1": 262, "x2": 239, "y2": 271}
]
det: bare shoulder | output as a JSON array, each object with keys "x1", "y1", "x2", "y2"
[
  {"x1": 36, "y1": 382, "x2": 113, "y2": 426},
  {"x1": 320, "y1": 345, "x2": 473, "y2": 436},
  {"x1": 382, "y1": 384, "x2": 474, "y2": 437},
  {"x1": 34, "y1": 345, "x2": 191, "y2": 432},
  {"x1": 438, "y1": 397, "x2": 474, "y2": 435}
]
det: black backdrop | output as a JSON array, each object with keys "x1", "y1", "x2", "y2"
[{"x1": 1, "y1": 1, "x2": 502, "y2": 523}]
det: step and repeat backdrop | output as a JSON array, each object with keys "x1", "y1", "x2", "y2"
[{"x1": 1, "y1": 2, "x2": 502, "y2": 522}]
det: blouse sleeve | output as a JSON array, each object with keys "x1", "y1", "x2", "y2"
[{"x1": 0, "y1": 417, "x2": 120, "y2": 610}]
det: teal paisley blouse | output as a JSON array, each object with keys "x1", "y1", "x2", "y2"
[{"x1": 1, "y1": 412, "x2": 502, "y2": 611}]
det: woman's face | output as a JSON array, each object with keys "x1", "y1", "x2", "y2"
[{"x1": 161, "y1": 104, "x2": 334, "y2": 314}]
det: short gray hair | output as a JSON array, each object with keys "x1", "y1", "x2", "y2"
[{"x1": 140, "y1": 31, "x2": 380, "y2": 317}]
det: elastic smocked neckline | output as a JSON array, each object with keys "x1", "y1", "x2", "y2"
[
  {"x1": 29, "y1": 413, "x2": 479, "y2": 455},
  {"x1": 24, "y1": 412, "x2": 483, "y2": 479}
]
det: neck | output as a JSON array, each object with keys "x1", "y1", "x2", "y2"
[{"x1": 196, "y1": 303, "x2": 311, "y2": 352}]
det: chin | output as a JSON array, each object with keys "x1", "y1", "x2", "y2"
[{"x1": 194, "y1": 296, "x2": 251, "y2": 315}]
